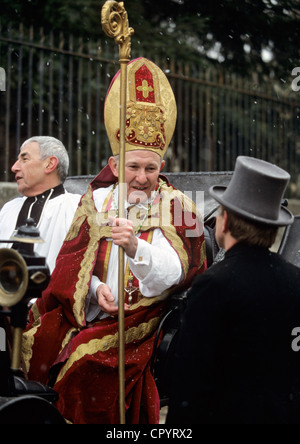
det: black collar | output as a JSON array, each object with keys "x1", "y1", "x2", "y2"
[
  {"x1": 15, "y1": 184, "x2": 65, "y2": 229},
  {"x1": 34, "y1": 184, "x2": 65, "y2": 201}
]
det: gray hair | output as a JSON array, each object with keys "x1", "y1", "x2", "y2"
[{"x1": 21, "y1": 136, "x2": 69, "y2": 183}]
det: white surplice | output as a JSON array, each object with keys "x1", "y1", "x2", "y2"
[{"x1": 0, "y1": 191, "x2": 81, "y2": 273}]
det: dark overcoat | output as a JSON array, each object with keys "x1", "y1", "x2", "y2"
[{"x1": 167, "y1": 243, "x2": 300, "y2": 424}]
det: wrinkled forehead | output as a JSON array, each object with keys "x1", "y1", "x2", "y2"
[
  {"x1": 124, "y1": 150, "x2": 162, "y2": 166},
  {"x1": 19, "y1": 141, "x2": 41, "y2": 158}
]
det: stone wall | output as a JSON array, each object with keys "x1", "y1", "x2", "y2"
[{"x1": 0, "y1": 183, "x2": 19, "y2": 210}]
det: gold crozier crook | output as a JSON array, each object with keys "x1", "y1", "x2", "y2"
[{"x1": 101, "y1": 1, "x2": 134, "y2": 425}]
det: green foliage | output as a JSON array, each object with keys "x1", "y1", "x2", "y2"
[{"x1": 1, "y1": 0, "x2": 299, "y2": 79}]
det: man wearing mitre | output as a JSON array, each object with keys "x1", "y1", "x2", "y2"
[{"x1": 22, "y1": 57, "x2": 207, "y2": 424}]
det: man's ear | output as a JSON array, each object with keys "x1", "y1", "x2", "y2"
[
  {"x1": 160, "y1": 160, "x2": 166, "y2": 172},
  {"x1": 45, "y1": 156, "x2": 59, "y2": 174},
  {"x1": 108, "y1": 156, "x2": 119, "y2": 178}
]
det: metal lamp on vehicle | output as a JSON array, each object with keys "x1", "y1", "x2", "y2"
[{"x1": 0, "y1": 248, "x2": 28, "y2": 308}]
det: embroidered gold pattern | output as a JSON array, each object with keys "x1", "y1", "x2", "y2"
[
  {"x1": 65, "y1": 187, "x2": 95, "y2": 242},
  {"x1": 56, "y1": 316, "x2": 160, "y2": 384},
  {"x1": 30, "y1": 301, "x2": 41, "y2": 324},
  {"x1": 22, "y1": 317, "x2": 41, "y2": 373},
  {"x1": 117, "y1": 103, "x2": 166, "y2": 150},
  {"x1": 59, "y1": 327, "x2": 80, "y2": 355},
  {"x1": 137, "y1": 79, "x2": 154, "y2": 98}
]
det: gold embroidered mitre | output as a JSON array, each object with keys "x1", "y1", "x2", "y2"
[{"x1": 104, "y1": 57, "x2": 177, "y2": 158}]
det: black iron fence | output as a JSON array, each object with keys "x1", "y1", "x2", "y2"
[{"x1": 1, "y1": 23, "x2": 300, "y2": 196}]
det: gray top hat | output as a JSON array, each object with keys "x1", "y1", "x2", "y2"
[{"x1": 209, "y1": 156, "x2": 294, "y2": 226}]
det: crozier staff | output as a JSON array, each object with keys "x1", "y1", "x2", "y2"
[{"x1": 102, "y1": 1, "x2": 135, "y2": 423}]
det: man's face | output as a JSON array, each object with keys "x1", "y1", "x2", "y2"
[
  {"x1": 110, "y1": 150, "x2": 165, "y2": 203},
  {"x1": 11, "y1": 142, "x2": 48, "y2": 197}
]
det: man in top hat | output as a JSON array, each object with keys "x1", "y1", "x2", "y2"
[
  {"x1": 167, "y1": 156, "x2": 300, "y2": 424},
  {"x1": 22, "y1": 58, "x2": 206, "y2": 424}
]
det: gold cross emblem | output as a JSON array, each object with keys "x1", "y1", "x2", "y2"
[{"x1": 137, "y1": 80, "x2": 154, "y2": 99}]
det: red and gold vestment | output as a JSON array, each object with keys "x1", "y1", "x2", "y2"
[{"x1": 22, "y1": 166, "x2": 206, "y2": 424}]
